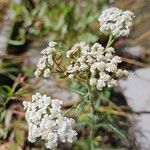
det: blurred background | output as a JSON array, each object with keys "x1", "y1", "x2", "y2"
[{"x1": 0, "y1": 0, "x2": 150, "y2": 150}]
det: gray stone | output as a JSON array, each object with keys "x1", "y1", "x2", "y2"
[
  {"x1": 119, "y1": 68, "x2": 150, "y2": 150},
  {"x1": 123, "y1": 46, "x2": 143, "y2": 58},
  {"x1": 119, "y1": 68, "x2": 150, "y2": 112},
  {"x1": 29, "y1": 76, "x2": 80, "y2": 107},
  {"x1": 133, "y1": 114, "x2": 150, "y2": 150},
  {"x1": 0, "y1": 0, "x2": 22, "y2": 51}
]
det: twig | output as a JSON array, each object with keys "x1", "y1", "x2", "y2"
[
  {"x1": 98, "y1": 106, "x2": 127, "y2": 117},
  {"x1": 122, "y1": 57, "x2": 150, "y2": 67},
  {"x1": 131, "y1": 31, "x2": 150, "y2": 44}
]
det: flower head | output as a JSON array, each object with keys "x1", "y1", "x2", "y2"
[
  {"x1": 66, "y1": 42, "x2": 128, "y2": 91},
  {"x1": 98, "y1": 7, "x2": 134, "y2": 37},
  {"x1": 34, "y1": 41, "x2": 57, "y2": 78},
  {"x1": 23, "y1": 93, "x2": 77, "y2": 149}
]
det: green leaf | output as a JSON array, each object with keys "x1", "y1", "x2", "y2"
[
  {"x1": 8, "y1": 39, "x2": 25, "y2": 46},
  {"x1": 2, "y1": 85, "x2": 13, "y2": 97},
  {"x1": 0, "y1": 85, "x2": 13, "y2": 105},
  {"x1": 69, "y1": 87, "x2": 85, "y2": 96},
  {"x1": 87, "y1": 137, "x2": 95, "y2": 150},
  {"x1": 11, "y1": 3, "x2": 23, "y2": 14},
  {"x1": 0, "y1": 109, "x2": 6, "y2": 122},
  {"x1": 108, "y1": 123, "x2": 127, "y2": 139},
  {"x1": 101, "y1": 89, "x2": 110, "y2": 99},
  {"x1": 76, "y1": 100, "x2": 86, "y2": 115},
  {"x1": 95, "y1": 98, "x2": 101, "y2": 109}
]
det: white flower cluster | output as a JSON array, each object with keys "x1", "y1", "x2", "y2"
[
  {"x1": 66, "y1": 42, "x2": 128, "y2": 91},
  {"x1": 34, "y1": 41, "x2": 57, "y2": 78},
  {"x1": 23, "y1": 93, "x2": 77, "y2": 149},
  {"x1": 98, "y1": 7, "x2": 134, "y2": 37}
]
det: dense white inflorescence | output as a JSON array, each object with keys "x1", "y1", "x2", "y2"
[
  {"x1": 66, "y1": 42, "x2": 128, "y2": 91},
  {"x1": 34, "y1": 41, "x2": 57, "y2": 78},
  {"x1": 27, "y1": 7, "x2": 133, "y2": 149},
  {"x1": 23, "y1": 93, "x2": 77, "y2": 149},
  {"x1": 98, "y1": 7, "x2": 134, "y2": 37}
]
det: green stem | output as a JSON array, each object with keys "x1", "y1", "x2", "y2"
[
  {"x1": 86, "y1": 79, "x2": 96, "y2": 150},
  {"x1": 86, "y1": 79, "x2": 96, "y2": 113},
  {"x1": 105, "y1": 34, "x2": 116, "y2": 49},
  {"x1": 89, "y1": 114, "x2": 95, "y2": 150}
]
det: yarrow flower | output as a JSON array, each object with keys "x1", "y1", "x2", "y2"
[
  {"x1": 24, "y1": 6, "x2": 135, "y2": 150},
  {"x1": 98, "y1": 7, "x2": 134, "y2": 37},
  {"x1": 34, "y1": 41, "x2": 57, "y2": 78},
  {"x1": 66, "y1": 42, "x2": 128, "y2": 91},
  {"x1": 23, "y1": 93, "x2": 77, "y2": 149}
]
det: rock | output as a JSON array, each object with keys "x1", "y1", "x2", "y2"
[
  {"x1": 119, "y1": 68, "x2": 150, "y2": 150},
  {"x1": 30, "y1": 76, "x2": 80, "y2": 107},
  {"x1": 120, "y1": 68, "x2": 150, "y2": 112},
  {"x1": 134, "y1": 114, "x2": 150, "y2": 150},
  {"x1": 0, "y1": 0, "x2": 22, "y2": 51},
  {"x1": 123, "y1": 46, "x2": 143, "y2": 58}
]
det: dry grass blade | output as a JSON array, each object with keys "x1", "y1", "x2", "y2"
[{"x1": 122, "y1": 57, "x2": 150, "y2": 67}]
